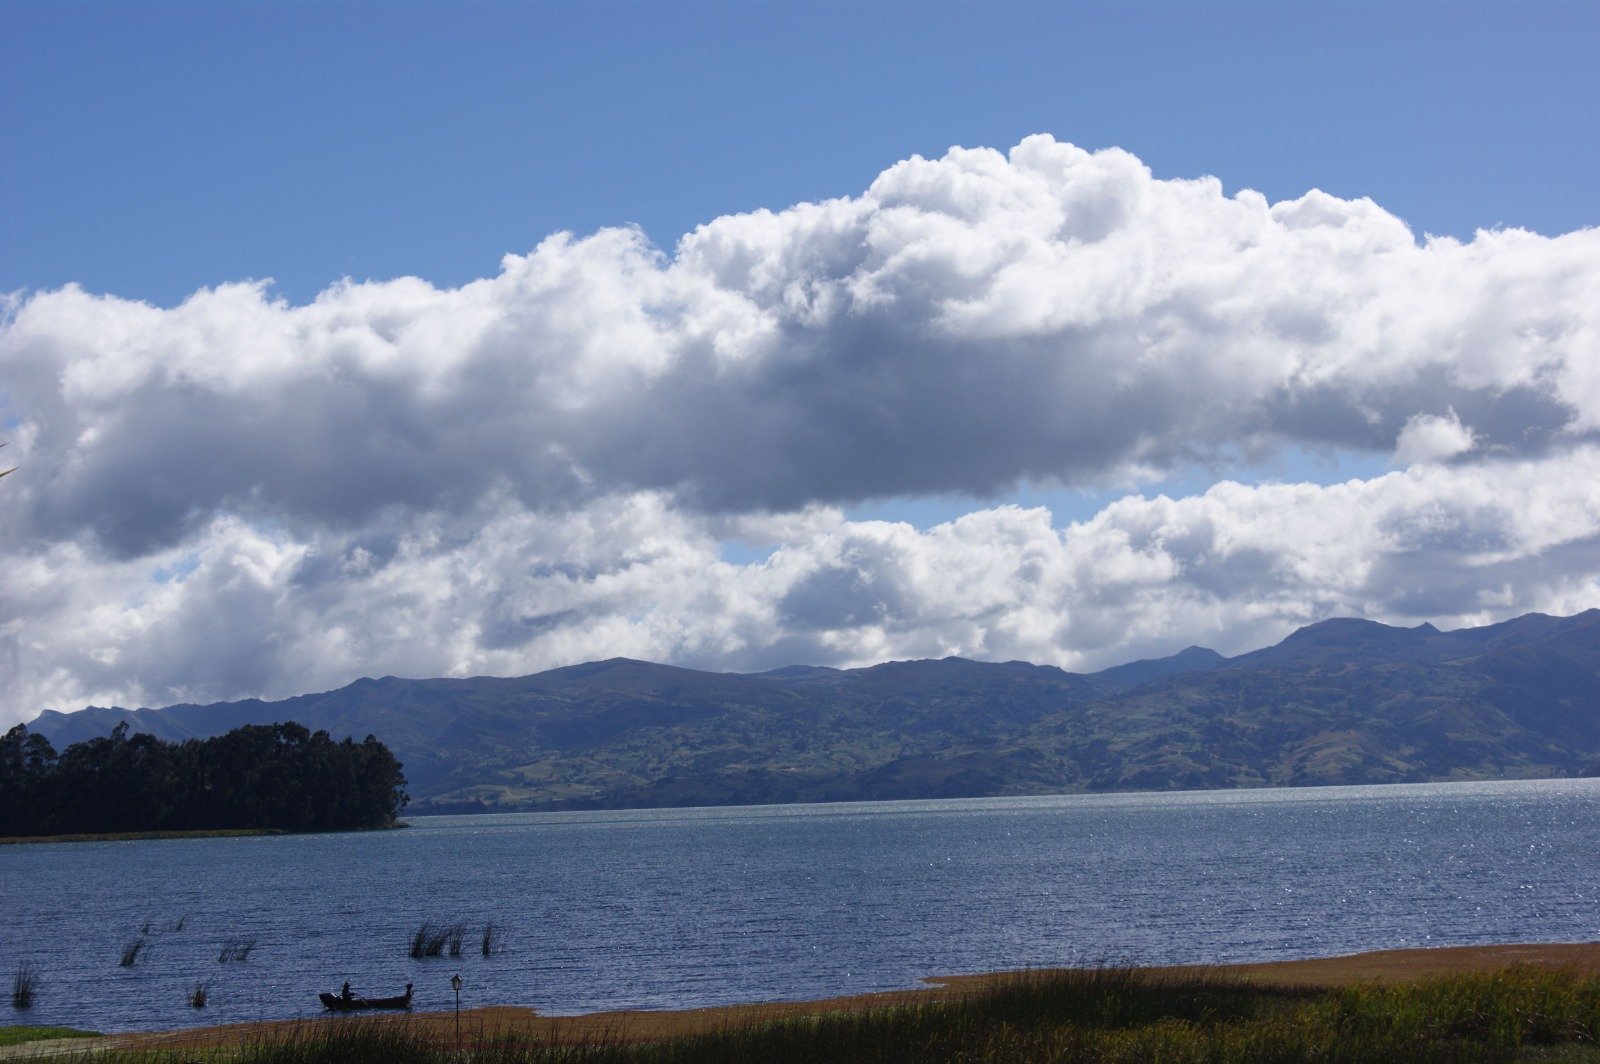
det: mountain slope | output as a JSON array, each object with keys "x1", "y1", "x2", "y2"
[{"x1": 23, "y1": 610, "x2": 1600, "y2": 812}]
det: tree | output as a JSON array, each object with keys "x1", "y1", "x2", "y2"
[
  {"x1": 0, "y1": 722, "x2": 408, "y2": 836},
  {"x1": 0, "y1": 725, "x2": 59, "y2": 835}
]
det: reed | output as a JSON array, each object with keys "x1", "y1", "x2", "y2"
[
  {"x1": 188, "y1": 982, "x2": 209, "y2": 1008},
  {"x1": 219, "y1": 936, "x2": 258, "y2": 962},
  {"x1": 409, "y1": 922, "x2": 467, "y2": 959},
  {"x1": 481, "y1": 922, "x2": 503, "y2": 956},
  {"x1": 119, "y1": 936, "x2": 148, "y2": 967},
  {"x1": 408, "y1": 923, "x2": 433, "y2": 959},
  {"x1": 10, "y1": 962, "x2": 37, "y2": 1009}
]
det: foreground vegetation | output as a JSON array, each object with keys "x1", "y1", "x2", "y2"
[
  {"x1": 0, "y1": 721, "x2": 406, "y2": 836},
  {"x1": 68, "y1": 964, "x2": 1600, "y2": 1062}
]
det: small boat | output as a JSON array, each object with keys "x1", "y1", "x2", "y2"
[{"x1": 319, "y1": 983, "x2": 414, "y2": 1011}]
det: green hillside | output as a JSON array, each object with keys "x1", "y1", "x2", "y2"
[{"x1": 26, "y1": 610, "x2": 1600, "y2": 813}]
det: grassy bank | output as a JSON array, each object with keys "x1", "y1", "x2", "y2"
[
  {"x1": 81, "y1": 964, "x2": 1600, "y2": 1063},
  {"x1": 0, "y1": 1025, "x2": 99, "y2": 1047}
]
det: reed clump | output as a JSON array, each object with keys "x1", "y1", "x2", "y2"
[
  {"x1": 219, "y1": 936, "x2": 258, "y2": 962},
  {"x1": 481, "y1": 923, "x2": 503, "y2": 956},
  {"x1": 188, "y1": 982, "x2": 209, "y2": 1008},
  {"x1": 11, "y1": 962, "x2": 37, "y2": 1008},
  {"x1": 409, "y1": 922, "x2": 466, "y2": 959},
  {"x1": 119, "y1": 936, "x2": 148, "y2": 967}
]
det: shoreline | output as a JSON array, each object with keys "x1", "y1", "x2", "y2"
[
  {"x1": 0, "y1": 822, "x2": 409, "y2": 846},
  {"x1": 98, "y1": 940, "x2": 1600, "y2": 1052},
  {"x1": 0, "y1": 828, "x2": 284, "y2": 845}
]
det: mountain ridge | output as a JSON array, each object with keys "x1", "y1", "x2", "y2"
[{"x1": 23, "y1": 610, "x2": 1600, "y2": 812}]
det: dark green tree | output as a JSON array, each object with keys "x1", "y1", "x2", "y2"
[{"x1": 0, "y1": 721, "x2": 407, "y2": 836}]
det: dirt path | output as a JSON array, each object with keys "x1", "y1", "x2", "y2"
[{"x1": 23, "y1": 940, "x2": 1597, "y2": 1056}]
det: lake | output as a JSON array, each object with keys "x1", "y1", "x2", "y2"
[{"x1": 2, "y1": 778, "x2": 1597, "y2": 1033}]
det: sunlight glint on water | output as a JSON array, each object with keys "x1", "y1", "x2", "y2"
[{"x1": 2, "y1": 778, "x2": 1597, "y2": 1033}]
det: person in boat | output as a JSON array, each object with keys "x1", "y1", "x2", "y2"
[{"x1": 341, "y1": 981, "x2": 353, "y2": 1003}]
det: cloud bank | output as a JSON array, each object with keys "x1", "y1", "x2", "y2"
[{"x1": 3, "y1": 136, "x2": 1598, "y2": 722}]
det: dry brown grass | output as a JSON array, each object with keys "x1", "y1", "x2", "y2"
[{"x1": 98, "y1": 940, "x2": 1600, "y2": 1054}]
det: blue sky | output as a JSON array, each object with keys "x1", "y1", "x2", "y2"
[
  {"x1": 3, "y1": 1, "x2": 1599, "y2": 719},
  {"x1": 6, "y1": 1, "x2": 1596, "y2": 307}
]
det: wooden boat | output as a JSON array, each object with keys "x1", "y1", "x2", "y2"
[{"x1": 319, "y1": 983, "x2": 413, "y2": 1011}]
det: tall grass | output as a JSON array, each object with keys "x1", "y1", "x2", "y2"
[
  {"x1": 11, "y1": 963, "x2": 37, "y2": 1008},
  {"x1": 188, "y1": 982, "x2": 209, "y2": 1008},
  {"x1": 1315, "y1": 967, "x2": 1600, "y2": 1049},
  {"x1": 481, "y1": 923, "x2": 503, "y2": 956},
  {"x1": 409, "y1": 922, "x2": 466, "y2": 959},
  {"x1": 75, "y1": 965, "x2": 1600, "y2": 1064}
]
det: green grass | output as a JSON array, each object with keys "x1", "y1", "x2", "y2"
[
  {"x1": 0, "y1": 1025, "x2": 101, "y2": 1047},
  {"x1": 68, "y1": 965, "x2": 1600, "y2": 1063}
]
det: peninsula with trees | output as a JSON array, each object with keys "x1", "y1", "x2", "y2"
[{"x1": 0, "y1": 721, "x2": 408, "y2": 839}]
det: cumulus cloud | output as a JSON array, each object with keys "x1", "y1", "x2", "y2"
[
  {"x1": 1393, "y1": 409, "x2": 1476, "y2": 466},
  {"x1": 2, "y1": 136, "x2": 1599, "y2": 723},
  {"x1": 5, "y1": 136, "x2": 1599, "y2": 556},
  {"x1": 4, "y1": 450, "x2": 1600, "y2": 722}
]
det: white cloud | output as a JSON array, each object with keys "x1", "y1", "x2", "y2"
[
  {"x1": 5, "y1": 136, "x2": 1598, "y2": 555},
  {"x1": 5, "y1": 449, "x2": 1599, "y2": 724},
  {"x1": 2, "y1": 136, "x2": 1599, "y2": 723},
  {"x1": 1393, "y1": 409, "x2": 1476, "y2": 466}
]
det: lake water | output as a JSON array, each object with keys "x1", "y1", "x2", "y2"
[{"x1": 2, "y1": 778, "x2": 1597, "y2": 1034}]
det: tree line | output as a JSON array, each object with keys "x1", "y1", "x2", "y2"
[{"x1": 0, "y1": 721, "x2": 408, "y2": 836}]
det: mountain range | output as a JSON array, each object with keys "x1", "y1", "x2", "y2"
[{"x1": 25, "y1": 609, "x2": 1600, "y2": 813}]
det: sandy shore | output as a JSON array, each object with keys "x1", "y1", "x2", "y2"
[{"x1": 76, "y1": 941, "x2": 1600, "y2": 1053}]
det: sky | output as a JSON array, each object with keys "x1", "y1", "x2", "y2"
[{"x1": 2, "y1": 1, "x2": 1598, "y2": 725}]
